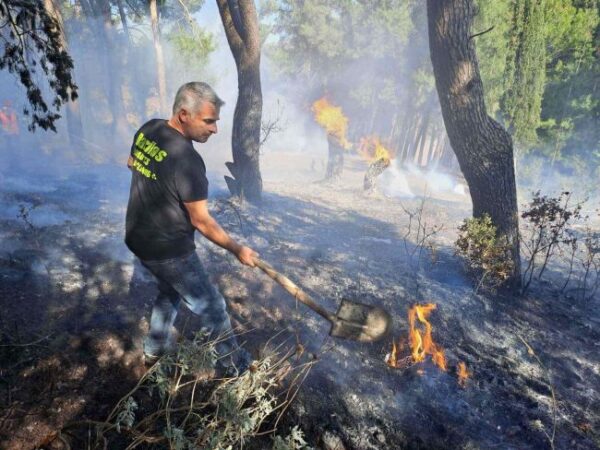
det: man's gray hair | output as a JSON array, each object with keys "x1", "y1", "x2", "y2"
[{"x1": 172, "y1": 82, "x2": 224, "y2": 115}]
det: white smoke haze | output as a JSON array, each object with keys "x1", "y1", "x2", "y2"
[{"x1": 377, "y1": 162, "x2": 414, "y2": 199}]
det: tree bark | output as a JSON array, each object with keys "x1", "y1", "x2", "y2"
[
  {"x1": 324, "y1": 134, "x2": 344, "y2": 181},
  {"x1": 427, "y1": 0, "x2": 521, "y2": 289},
  {"x1": 217, "y1": 0, "x2": 263, "y2": 202},
  {"x1": 43, "y1": 0, "x2": 85, "y2": 148},
  {"x1": 149, "y1": 0, "x2": 168, "y2": 115},
  {"x1": 364, "y1": 158, "x2": 390, "y2": 193}
]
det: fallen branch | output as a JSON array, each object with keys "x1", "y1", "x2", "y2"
[{"x1": 0, "y1": 333, "x2": 52, "y2": 347}]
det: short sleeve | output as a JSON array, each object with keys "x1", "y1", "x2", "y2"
[
  {"x1": 175, "y1": 150, "x2": 209, "y2": 202},
  {"x1": 130, "y1": 130, "x2": 139, "y2": 157}
]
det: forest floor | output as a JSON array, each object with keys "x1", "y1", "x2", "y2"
[{"x1": 0, "y1": 151, "x2": 599, "y2": 449}]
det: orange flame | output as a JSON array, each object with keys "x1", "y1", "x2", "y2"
[
  {"x1": 457, "y1": 362, "x2": 470, "y2": 387},
  {"x1": 408, "y1": 303, "x2": 447, "y2": 371},
  {"x1": 358, "y1": 136, "x2": 393, "y2": 163},
  {"x1": 311, "y1": 97, "x2": 351, "y2": 149},
  {"x1": 385, "y1": 337, "x2": 407, "y2": 368}
]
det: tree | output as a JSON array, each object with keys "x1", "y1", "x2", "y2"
[
  {"x1": 149, "y1": 0, "x2": 168, "y2": 115},
  {"x1": 217, "y1": 0, "x2": 263, "y2": 202},
  {"x1": 0, "y1": 0, "x2": 78, "y2": 131},
  {"x1": 264, "y1": 1, "x2": 452, "y2": 169},
  {"x1": 501, "y1": 0, "x2": 547, "y2": 147},
  {"x1": 43, "y1": 0, "x2": 84, "y2": 145},
  {"x1": 427, "y1": 0, "x2": 522, "y2": 288}
]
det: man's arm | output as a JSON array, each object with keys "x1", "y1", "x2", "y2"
[{"x1": 184, "y1": 199, "x2": 257, "y2": 266}]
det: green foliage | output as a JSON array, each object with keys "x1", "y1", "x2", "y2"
[
  {"x1": 272, "y1": 425, "x2": 313, "y2": 450},
  {"x1": 167, "y1": 29, "x2": 216, "y2": 64},
  {"x1": 476, "y1": 0, "x2": 599, "y2": 168},
  {"x1": 115, "y1": 396, "x2": 138, "y2": 433},
  {"x1": 166, "y1": 26, "x2": 215, "y2": 68},
  {"x1": 501, "y1": 0, "x2": 548, "y2": 146},
  {"x1": 456, "y1": 214, "x2": 514, "y2": 288},
  {"x1": 0, "y1": 0, "x2": 78, "y2": 131},
  {"x1": 263, "y1": 0, "x2": 416, "y2": 136},
  {"x1": 474, "y1": 0, "x2": 513, "y2": 115},
  {"x1": 91, "y1": 331, "x2": 315, "y2": 448}
]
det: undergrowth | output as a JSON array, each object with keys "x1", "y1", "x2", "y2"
[
  {"x1": 456, "y1": 191, "x2": 599, "y2": 299},
  {"x1": 455, "y1": 213, "x2": 513, "y2": 290},
  {"x1": 61, "y1": 331, "x2": 316, "y2": 449}
]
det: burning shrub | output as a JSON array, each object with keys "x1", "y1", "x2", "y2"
[{"x1": 455, "y1": 214, "x2": 514, "y2": 289}]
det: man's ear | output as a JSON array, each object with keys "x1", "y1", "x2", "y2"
[{"x1": 178, "y1": 109, "x2": 190, "y2": 124}]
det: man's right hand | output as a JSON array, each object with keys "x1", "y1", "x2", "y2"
[
  {"x1": 236, "y1": 245, "x2": 258, "y2": 267},
  {"x1": 184, "y1": 200, "x2": 258, "y2": 266}
]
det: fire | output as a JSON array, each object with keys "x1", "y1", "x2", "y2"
[
  {"x1": 358, "y1": 136, "x2": 392, "y2": 163},
  {"x1": 386, "y1": 304, "x2": 473, "y2": 386},
  {"x1": 385, "y1": 337, "x2": 409, "y2": 368},
  {"x1": 311, "y1": 97, "x2": 351, "y2": 149},
  {"x1": 457, "y1": 362, "x2": 470, "y2": 387},
  {"x1": 409, "y1": 303, "x2": 447, "y2": 371}
]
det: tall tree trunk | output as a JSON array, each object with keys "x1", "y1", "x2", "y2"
[
  {"x1": 427, "y1": 0, "x2": 521, "y2": 289},
  {"x1": 405, "y1": 114, "x2": 422, "y2": 163},
  {"x1": 413, "y1": 112, "x2": 431, "y2": 166},
  {"x1": 44, "y1": 0, "x2": 85, "y2": 148},
  {"x1": 149, "y1": 0, "x2": 167, "y2": 115},
  {"x1": 217, "y1": 0, "x2": 263, "y2": 202},
  {"x1": 324, "y1": 134, "x2": 344, "y2": 181},
  {"x1": 90, "y1": 0, "x2": 129, "y2": 141},
  {"x1": 116, "y1": 0, "x2": 130, "y2": 43}
]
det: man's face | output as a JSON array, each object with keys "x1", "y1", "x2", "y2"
[{"x1": 181, "y1": 101, "x2": 219, "y2": 143}]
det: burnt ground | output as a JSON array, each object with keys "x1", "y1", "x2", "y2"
[{"x1": 0, "y1": 151, "x2": 599, "y2": 449}]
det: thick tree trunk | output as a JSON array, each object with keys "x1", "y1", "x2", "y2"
[
  {"x1": 427, "y1": 0, "x2": 521, "y2": 289},
  {"x1": 324, "y1": 134, "x2": 344, "y2": 181},
  {"x1": 149, "y1": 0, "x2": 168, "y2": 115},
  {"x1": 217, "y1": 0, "x2": 263, "y2": 202},
  {"x1": 44, "y1": 0, "x2": 85, "y2": 148},
  {"x1": 364, "y1": 158, "x2": 390, "y2": 193}
]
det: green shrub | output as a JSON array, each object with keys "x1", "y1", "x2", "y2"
[
  {"x1": 456, "y1": 214, "x2": 514, "y2": 288},
  {"x1": 85, "y1": 331, "x2": 315, "y2": 449}
]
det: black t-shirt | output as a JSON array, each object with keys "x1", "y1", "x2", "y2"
[{"x1": 125, "y1": 119, "x2": 209, "y2": 261}]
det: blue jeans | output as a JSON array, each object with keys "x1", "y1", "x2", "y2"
[{"x1": 140, "y1": 251, "x2": 241, "y2": 365}]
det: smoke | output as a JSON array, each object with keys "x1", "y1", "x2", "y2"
[
  {"x1": 0, "y1": 2, "x2": 595, "y2": 212},
  {"x1": 375, "y1": 160, "x2": 469, "y2": 200},
  {"x1": 377, "y1": 163, "x2": 414, "y2": 199}
]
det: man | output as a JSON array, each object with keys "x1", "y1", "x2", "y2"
[{"x1": 125, "y1": 82, "x2": 257, "y2": 373}]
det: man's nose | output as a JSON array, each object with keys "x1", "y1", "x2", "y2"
[{"x1": 210, "y1": 123, "x2": 218, "y2": 134}]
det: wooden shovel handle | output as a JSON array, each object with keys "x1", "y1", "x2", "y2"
[{"x1": 253, "y1": 258, "x2": 335, "y2": 323}]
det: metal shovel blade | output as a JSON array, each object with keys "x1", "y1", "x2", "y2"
[
  {"x1": 254, "y1": 257, "x2": 392, "y2": 343},
  {"x1": 330, "y1": 298, "x2": 392, "y2": 342}
]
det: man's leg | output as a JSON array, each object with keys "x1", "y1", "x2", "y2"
[
  {"x1": 141, "y1": 270, "x2": 181, "y2": 358},
  {"x1": 143, "y1": 252, "x2": 250, "y2": 371}
]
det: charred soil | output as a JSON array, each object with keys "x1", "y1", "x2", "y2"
[{"x1": 0, "y1": 153, "x2": 598, "y2": 449}]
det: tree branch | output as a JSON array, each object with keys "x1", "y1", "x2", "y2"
[
  {"x1": 216, "y1": 0, "x2": 244, "y2": 56},
  {"x1": 468, "y1": 25, "x2": 494, "y2": 41}
]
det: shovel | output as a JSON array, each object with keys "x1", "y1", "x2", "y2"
[{"x1": 254, "y1": 258, "x2": 392, "y2": 342}]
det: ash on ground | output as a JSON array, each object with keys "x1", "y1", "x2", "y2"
[{"x1": 0, "y1": 152, "x2": 598, "y2": 450}]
